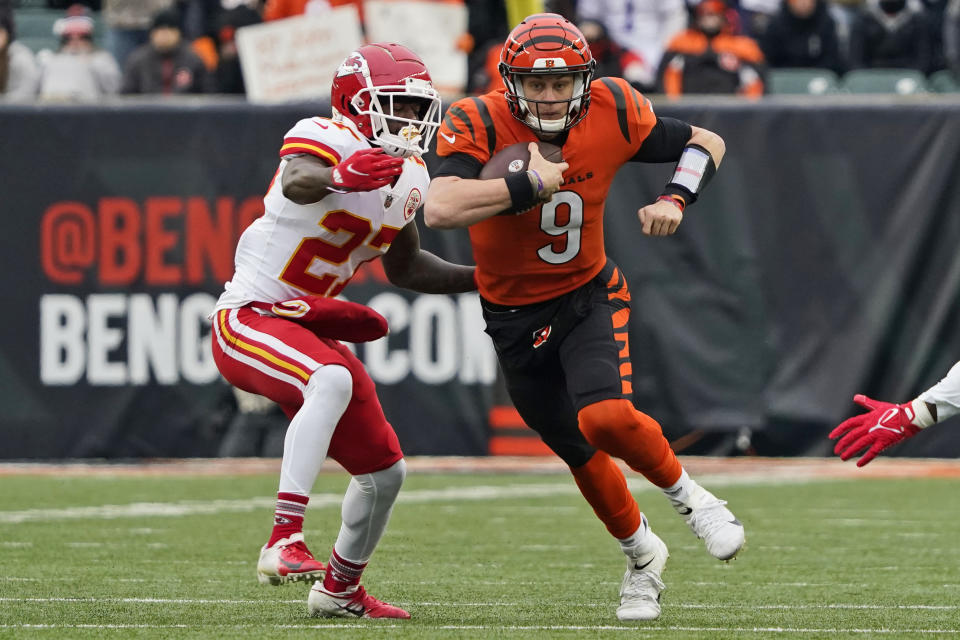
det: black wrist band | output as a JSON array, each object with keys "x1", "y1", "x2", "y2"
[{"x1": 505, "y1": 171, "x2": 538, "y2": 214}]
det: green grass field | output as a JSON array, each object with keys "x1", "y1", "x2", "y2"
[{"x1": 1, "y1": 465, "x2": 959, "y2": 639}]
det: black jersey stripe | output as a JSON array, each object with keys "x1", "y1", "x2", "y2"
[
  {"x1": 468, "y1": 97, "x2": 497, "y2": 156},
  {"x1": 600, "y1": 78, "x2": 631, "y2": 144},
  {"x1": 444, "y1": 106, "x2": 473, "y2": 138}
]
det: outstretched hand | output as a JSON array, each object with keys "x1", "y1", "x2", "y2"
[
  {"x1": 829, "y1": 394, "x2": 922, "y2": 467},
  {"x1": 330, "y1": 148, "x2": 404, "y2": 192}
]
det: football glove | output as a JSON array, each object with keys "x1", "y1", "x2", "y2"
[
  {"x1": 829, "y1": 394, "x2": 922, "y2": 467},
  {"x1": 330, "y1": 148, "x2": 404, "y2": 192}
]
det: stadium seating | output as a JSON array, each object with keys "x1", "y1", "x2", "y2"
[
  {"x1": 12, "y1": 8, "x2": 61, "y2": 53},
  {"x1": 768, "y1": 68, "x2": 842, "y2": 95},
  {"x1": 928, "y1": 69, "x2": 960, "y2": 93},
  {"x1": 841, "y1": 68, "x2": 929, "y2": 95}
]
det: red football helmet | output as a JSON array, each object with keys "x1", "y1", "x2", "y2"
[
  {"x1": 331, "y1": 43, "x2": 441, "y2": 158},
  {"x1": 499, "y1": 14, "x2": 596, "y2": 133}
]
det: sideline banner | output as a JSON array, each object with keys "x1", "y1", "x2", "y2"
[{"x1": 1, "y1": 99, "x2": 959, "y2": 458}]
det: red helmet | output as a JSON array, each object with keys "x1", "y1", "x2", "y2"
[
  {"x1": 499, "y1": 14, "x2": 596, "y2": 133},
  {"x1": 331, "y1": 43, "x2": 442, "y2": 157}
]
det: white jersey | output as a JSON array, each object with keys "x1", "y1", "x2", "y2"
[
  {"x1": 919, "y1": 360, "x2": 960, "y2": 423},
  {"x1": 215, "y1": 116, "x2": 428, "y2": 311}
]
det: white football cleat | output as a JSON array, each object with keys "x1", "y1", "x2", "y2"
[
  {"x1": 671, "y1": 484, "x2": 745, "y2": 561},
  {"x1": 617, "y1": 532, "x2": 669, "y2": 621},
  {"x1": 256, "y1": 532, "x2": 325, "y2": 586},
  {"x1": 308, "y1": 582, "x2": 410, "y2": 619}
]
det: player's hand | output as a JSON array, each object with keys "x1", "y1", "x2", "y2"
[
  {"x1": 638, "y1": 198, "x2": 683, "y2": 236},
  {"x1": 330, "y1": 148, "x2": 404, "y2": 192},
  {"x1": 829, "y1": 394, "x2": 922, "y2": 467},
  {"x1": 527, "y1": 142, "x2": 568, "y2": 200}
]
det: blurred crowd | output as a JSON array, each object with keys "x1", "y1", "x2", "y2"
[{"x1": 1, "y1": 0, "x2": 959, "y2": 101}]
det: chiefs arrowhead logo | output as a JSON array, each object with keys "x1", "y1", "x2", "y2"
[{"x1": 403, "y1": 188, "x2": 422, "y2": 220}]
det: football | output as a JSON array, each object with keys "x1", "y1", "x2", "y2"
[{"x1": 478, "y1": 141, "x2": 564, "y2": 180}]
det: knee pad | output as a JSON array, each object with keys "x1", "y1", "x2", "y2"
[
  {"x1": 364, "y1": 458, "x2": 406, "y2": 499},
  {"x1": 578, "y1": 399, "x2": 680, "y2": 487},
  {"x1": 578, "y1": 398, "x2": 646, "y2": 447},
  {"x1": 305, "y1": 364, "x2": 353, "y2": 404}
]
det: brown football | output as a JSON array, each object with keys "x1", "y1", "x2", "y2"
[{"x1": 478, "y1": 141, "x2": 564, "y2": 180}]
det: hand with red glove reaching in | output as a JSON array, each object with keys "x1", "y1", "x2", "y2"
[
  {"x1": 829, "y1": 395, "x2": 930, "y2": 467},
  {"x1": 329, "y1": 148, "x2": 404, "y2": 192},
  {"x1": 830, "y1": 361, "x2": 960, "y2": 467}
]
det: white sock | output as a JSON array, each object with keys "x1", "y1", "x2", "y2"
[
  {"x1": 618, "y1": 513, "x2": 653, "y2": 556},
  {"x1": 334, "y1": 458, "x2": 407, "y2": 562},
  {"x1": 661, "y1": 468, "x2": 695, "y2": 505},
  {"x1": 278, "y1": 365, "x2": 353, "y2": 495}
]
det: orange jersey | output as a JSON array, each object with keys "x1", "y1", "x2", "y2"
[{"x1": 437, "y1": 77, "x2": 657, "y2": 306}]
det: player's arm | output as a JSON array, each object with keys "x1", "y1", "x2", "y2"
[
  {"x1": 830, "y1": 360, "x2": 960, "y2": 467},
  {"x1": 281, "y1": 149, "x2": 403, "y2": 205},
  {"x1": 632, "y1": 117, "x2": 726, "y2": 236},
  {"x1": 381, "y1": 222, "x2": 477, "y2": 294},
  {"x1": 424, "y1": 145, "x2": 567, "y2": 229}
]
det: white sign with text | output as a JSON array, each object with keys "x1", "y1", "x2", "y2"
[{"x1": 236, "y1": 9, "x2": 364, "y2": 104}]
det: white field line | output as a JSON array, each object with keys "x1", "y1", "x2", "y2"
[
  {"x1": 1, "y1": 624, "x2": 959, "y2": 634},
  {"x1": 1, "y1": 597, "x2": 957, "y2": 611},
  {"x1": 0, "y1": 474, "x2": 825, "y2": 525}
]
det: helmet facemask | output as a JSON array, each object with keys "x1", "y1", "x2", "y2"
[
  {"x1": 351, "y1": 79, "x2": 441, "y2": 158},
  {"x1": 505, "y1": 66, "x2": 593, "y2": 133}
]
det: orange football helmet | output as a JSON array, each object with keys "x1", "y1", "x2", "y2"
[{"x1": 498, "y1": 13, "x2": 596, "y2": 133}]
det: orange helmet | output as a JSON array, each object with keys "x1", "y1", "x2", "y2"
[{"x1": 498, "y1": 13, "x2": 596, "y2": 133}]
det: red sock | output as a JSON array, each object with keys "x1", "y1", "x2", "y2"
[
  {"x1": 267, "y1": 492, "x2": 308, "y2": 547},
  {"x1": 322, "y1": 548, "x2": 366, "y2": 594}
]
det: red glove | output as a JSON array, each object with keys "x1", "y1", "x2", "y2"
[
  {"x1": 829, "y1": 394, "x2": 922, "y2": 467},
  {"x1": 329, "y1": 148, "x2": 403, "y2": 192}
]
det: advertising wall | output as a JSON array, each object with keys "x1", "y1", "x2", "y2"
[{"x1": 1, "y1": 98, "x2": 958, "y2": 458}]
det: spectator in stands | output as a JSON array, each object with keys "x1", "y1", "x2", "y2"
[
  {"x1": 736, "y1": 0, "x2": 782, "y2": 39},
  {"x1": 212, "y1": 4, "x2": 260, "y2": 94},
  {"x1": 849, "y1": 0, "x2": 932, "y2": 73},
  {"x1": 944, "y1": 0, "x2": 960, "y2": 77},
  {"x1": 264, "y1": 0, "x2": 364, "y2": 24},
  {"x1": 762, "y1": 0, "x2": 845, "y2": 74},
  {"x1": 464, "y1": 0, "x2": 508, "y2": 94},
  {"x1": 121, "y1": 8, "x2": 213, "y2": 94},
  {"x1": 578, "y1": 18, "x2": 646, "y2": 86},
  {"x1": 36, "y1": 4, "x2": 121, "y2": 102},
  {"x1": 0, "y1": 9, "x2": 41, "y2": 101},
  {"x1": 658, "y1": 0, "x2": 766, "y2": 97},
  {"x1": 576, "y1": 0, "x2": 687, "y2": 91},
  {"x1": 102, "y1": 0, "x2": 175, "y2": 69}
]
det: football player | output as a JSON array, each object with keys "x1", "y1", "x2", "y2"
[
  {"x1": 424, "y1": 14, "x2": 744, "y2": 621},
  {"x1": 830, "y1": 360, "x2": 960, "y2": 466},
  {"x1": 211, "y1": 43, "x2": 475, "y2": 619}
]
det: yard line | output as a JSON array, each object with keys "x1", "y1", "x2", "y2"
[
  {"x1": 2, "y1": 597, "x2": 957, "y2": 610},
  {"x1": 1, "y1": 624, "x2": 958, "y2": 634},
  {"x1": 0, "y1": 474, "x2": 839, "y2": 525}
]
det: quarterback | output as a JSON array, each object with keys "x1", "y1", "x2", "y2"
[
  {"x1": 425, "y1": 14, "x2": 744, "y2": 621},
  {"x1": 211, "y1": 43, "x2": 475, "y2": 619}
]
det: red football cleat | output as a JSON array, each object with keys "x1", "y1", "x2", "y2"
[
  {"x1": 308, "y1": 584, "x2": 411, "y2": 619},
  {"x1": 256, "y1": 533, "x2": 325, "y2": 585}
]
